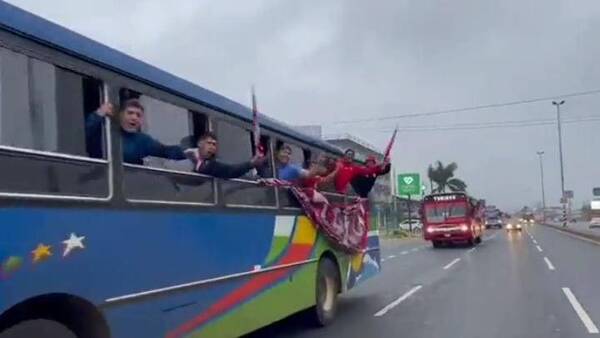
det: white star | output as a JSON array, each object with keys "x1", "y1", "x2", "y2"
[{"x1": 62, "y1": 233, "x2": 85, "y2": 257}]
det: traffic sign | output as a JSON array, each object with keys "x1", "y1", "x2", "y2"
[
  {"x1": 397, "y1": 173, "x2": 421, "y2": 196},
  {"x1": 593, "y1": 187, "x2": 600, "y2": 196},
  {"x1": 564, "y1": 190, "x2": 574, "y2": 199}
]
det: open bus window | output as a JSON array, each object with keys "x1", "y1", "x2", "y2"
[
  {"x1": 251, "y1": 134, "x2": 273, "y2": 178},
  {"x1": 116, "y1": 89, "x2": 196, "y2": 170}
]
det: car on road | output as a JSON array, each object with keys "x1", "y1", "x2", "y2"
[
  {"x1": 506, "y1": 221, "x2": 523, "y2": 232},
  {"x1": 590, "y1": 218, "x2": 600, "y2": 229},
  {"x1": 485, "y1": 217, "x2": 503, "y2": 229},
  {"x1": 398, "y1": 220, "x2": 423, "y2": 232}
]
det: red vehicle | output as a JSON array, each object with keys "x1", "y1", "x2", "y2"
[{"x1": 421, "y1": 192, "x2": 485, "y2": 248}]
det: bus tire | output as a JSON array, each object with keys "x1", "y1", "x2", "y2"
[
  {"x1": 432, "y1": 240, "x2": 442, "y2": 248},
  {"x1": 0, "y1": 319, "x2": 77, "y2": 338},
  {"x1": 311, "y1": 257, "x2": 340, "y2": 327}
]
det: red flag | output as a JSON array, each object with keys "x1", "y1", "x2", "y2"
[
  {"x1": 383, "y1": 127, "x2": 397, "y2": 161},
  {"x1": 251, "y1": 87, "x2": 263, "y2": 156}
]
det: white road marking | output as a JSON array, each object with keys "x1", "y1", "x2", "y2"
[
  {"x1": 381, "y1": 258, "x2": 387, "y2": 262},
  {"x1": 467, "y1": 247, "x2": 476, "y2": 253},
  {"x1": 562, "y1": 287, "x2": 600, "y2": 334},
  {"x1": 544, "y1": 257, "x2": 555, "y2": 271},
  {"x1": 401, "y1": 251, "x2": 409, "y2": 255},
  {"x1": 387, "y1": 255, "x2": 396, "y2": 259},
  {"x1": 374, "y1": 285, "x2": 423, "y2": 317},
  {"x1": 443, "y1": 258, "x2": 461, "y2": 270},
  {"x1": 536, "y1": 245, "x2": 543, "y2": 252},
  {"x1": 533, "y1": 239, "x2": 538, "y2": 244},
  {"x1": 410, "y1": 248, "x2": 419, "y2": 252}
]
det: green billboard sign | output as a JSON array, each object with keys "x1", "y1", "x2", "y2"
[{"x1": 397, "y1": 173, "x2": 421, "y2": 196}]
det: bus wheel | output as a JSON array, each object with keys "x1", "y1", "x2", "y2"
[
  {"x1": 432, "y1": 241, "x2": 442, "y2": 248},
  {"x1": 0, "y1": 319, "x2": 77, "y2": 338},
  {"x1": 311, "y1": 257, "x2": 340, "y2": 327}
]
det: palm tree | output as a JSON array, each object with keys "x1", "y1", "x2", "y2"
[{"x1": 427, "y1": 161, "x2": 467, "y2": 193}]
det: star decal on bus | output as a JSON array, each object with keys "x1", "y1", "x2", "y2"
[
  {"x1": 62, "y1": 233, "x2": 85, "y2": 257},
  {"x1": 32, "y1": 243, "x2": 52, "y2": 263}
]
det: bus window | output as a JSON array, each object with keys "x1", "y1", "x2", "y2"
[
  {"x1": 0, "y1": 47, "x2": 109, "y2": 197},
  {"x1": 120, "y1": 91, "x2": 214, "y2": 204},
  {"x1": 216, "y1": 120, "x2": 253, "y2": 165},
  {"x1": 251, "y1": 134, "x2": 273, "y2": 178}
]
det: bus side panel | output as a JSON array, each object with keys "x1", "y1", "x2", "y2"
[
  {"x1": 0, "y1": 207, "x2": 278, "y2": 338},
  {"x1": 345, "y1": 230, "x2": 381, "y2": 291}
]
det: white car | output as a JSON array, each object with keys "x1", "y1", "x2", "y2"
[
  {"x1": 398, "y1": 220, "x2": 423, "y2": 232},
  {"x1": 590, "y1": 218, "x2": 600, "y2": 229}
]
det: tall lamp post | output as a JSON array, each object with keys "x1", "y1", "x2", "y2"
[
  {"x1": 552, "y1": 100, "x2": 566, "y2": 226},
  {"x1": 536, "y1": 151, "x2": 546, "y2": 222}
]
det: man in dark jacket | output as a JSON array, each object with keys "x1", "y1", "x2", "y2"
[
  {"x1": 190, "y1": 132, "x2": 266, "y2": 179},
  {"x1": 351, "y1": 155, "x2": 391, "y2": 198},
  {"x1": 86, "y1": 99, "x2": 186, "y2": 164}
]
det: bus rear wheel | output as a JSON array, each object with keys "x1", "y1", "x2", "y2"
[
  {"x1": 311, "y1": 257, "x2": 340, "y2": 327},
  {"x1": 432, "y1": 240, "x2": 442, "y2": 248},
  {"x1": 0, "y1": 319, "x2": 77, "y2": 338}
]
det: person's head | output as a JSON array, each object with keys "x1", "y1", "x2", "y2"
[
  {"x1": 276, "y1": 144, "x2": 293, "y2": 166},
  {"x1": 119, "y1": 99, "x2": 145, "y2": 133},
  {"x1": 343, "y1": 148, "x2": 355, "y2": 162},
  {"x1": 197, "y1": 132, "x2": 218, "y2": 159},
  {"x1": 366, "y1": 155, "x2": 377, "y2": 167}
]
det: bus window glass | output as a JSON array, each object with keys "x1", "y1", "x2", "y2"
[
  {"x1": 216, "y1": 120, "x2": 254, "y2": 178},
  {"x1": 0, "y1": 47, "x2": 103, "y2": 158}
]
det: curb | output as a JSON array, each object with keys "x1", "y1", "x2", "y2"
[{"x1": 542, "y1": 223, "x2": 600, "y2": 245}]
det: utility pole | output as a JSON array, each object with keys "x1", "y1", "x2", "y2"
[
  {"x1": 552, "y1": 100, "x2": 566, "y2": 226},
  {"x1": 536, "y1": 151, "x2": 546, "y2": 222}
]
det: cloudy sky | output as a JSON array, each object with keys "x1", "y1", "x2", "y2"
[{"x1": 6, "y1": 0, "x2": 600, "y2": 211}]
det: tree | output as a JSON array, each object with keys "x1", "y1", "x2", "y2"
[{"x1": 427, "y1": 161, "x2": 467, "y2": 193}]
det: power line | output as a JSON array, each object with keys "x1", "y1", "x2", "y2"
[
  {"x1": 333, "y1": 88, "x2": 600, "y2": 125},
  {"x1": 371, "y1": 115, "x2": 600, "y2": 133}
]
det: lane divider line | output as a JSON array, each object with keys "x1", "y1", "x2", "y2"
[
  {"x1": 443, "y1": 258, "x2": 461, "y2": 270},
  {"x1": 536, "y1": 245, "x2": 543, "y2": 252},
  {"x1": 374, "y1": 285, "x2": 423, "y2": 317},
  {"x1": 544, "y1": 257, "x2": 556, "y2": 271},
  {"x1": 533, "y1": 239, "x2": 538, "y2": 244},
  {"x1": 467, "y1": 247, "x2": 476, "y2": 253},
  {"x1": 562, "y1": 287, "x2": 600, "y2": 334},
  {"x1": 410, "y1": 248, "x2": 419, "y2": 252},
  {"x1": 387, "y1": 255, "x2": 396, "y2": 259},
  {"x1": 401, "y1": 251, "x2": 409, "y2": 255}
]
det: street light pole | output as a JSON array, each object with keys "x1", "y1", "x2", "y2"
[
  {"x1": 552, "y1": 100, "x2": 566, "y2": 226},
  {"x1": 536, "y1": 151, "x2": 546, "y2": 222}
]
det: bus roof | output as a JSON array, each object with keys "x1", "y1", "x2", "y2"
[
  {"x1": 0, "y1": 2, "x2": 343, "y2": 155},
  {"x1": 423, "y1": 192, "x2": 469, "y2": 202}
]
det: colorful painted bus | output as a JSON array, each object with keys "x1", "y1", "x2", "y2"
[{"x1": 0, "y1": 3, "x2": 381, "y2": 337}]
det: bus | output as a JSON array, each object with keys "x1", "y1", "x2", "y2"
[
  {"x1": 421, "y1": 192, "x2": 484, "y2": 248},
  {"x1": 0, "y1": 3, "x2": 381, "y2": 338}
]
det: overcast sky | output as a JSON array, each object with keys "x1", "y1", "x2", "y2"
[{"x1": 6, "y1": 0, "x2": 600, "y2": 211}]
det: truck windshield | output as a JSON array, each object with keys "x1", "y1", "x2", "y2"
[{"x1": 425, "y1": 203, "x2": 467, "y2": 223}]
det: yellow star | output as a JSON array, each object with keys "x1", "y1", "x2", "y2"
[{"x1": 32, "y1": 243, "x2": 52, "y2": 263}]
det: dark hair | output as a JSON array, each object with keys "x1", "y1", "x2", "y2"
[
  {"x1": 198, "y1": 131, "x2": 218, "y2": 143},
  {"x1": 344, "y1": 148, "x2": 355, "y2": 155},
  {"x1": 120, "y1": 98, "x2": 145, "y2": 113},
  {"x1": 277, "y1": 143, "x2": 292, "y2": 153}
]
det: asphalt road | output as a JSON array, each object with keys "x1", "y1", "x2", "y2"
[{"x1": 246, "y1": 225, "x2": 600, "y2": 338}]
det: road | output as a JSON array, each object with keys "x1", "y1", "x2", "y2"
[{"x1": 246, "y1": 225, "x2": 600, "y2": 338}]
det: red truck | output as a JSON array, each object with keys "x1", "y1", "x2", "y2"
[{"x1": 421, "y1": 192, "x2": 485, "y2": 248}]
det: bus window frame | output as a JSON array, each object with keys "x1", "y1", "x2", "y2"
[{"x1": 0, "y1": 37, "x2": 115, "y2": 201}]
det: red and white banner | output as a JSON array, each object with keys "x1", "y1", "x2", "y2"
[{"x1": 260, "y1": 179, "x2": 369, "y2": 253}]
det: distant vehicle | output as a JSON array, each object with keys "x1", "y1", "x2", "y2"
[
  {"x1": 421, "y1": 192, "x2": 484, "y2": 248},
  {"x1": 506, "y1": 221, "x2": 523, "y2": 232},
  {"x1": 398, "y1": 220, "x2": 423, "y2": 232},
  {"x1": 485, "y1": 216, "x2": 503, "y2": 229},
  {"x1": 520, "y1": 212, "x2": 535, "y2": 225},
  {"x1": 590, "y1": 218, "x2": 600, "y2": 229}
]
